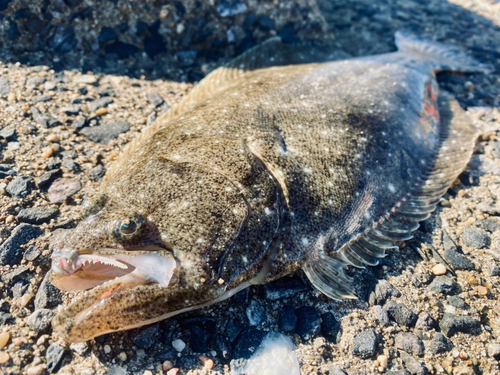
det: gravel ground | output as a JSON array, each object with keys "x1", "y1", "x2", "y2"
[{"x1": 1, "y1": 0, "x2": 500, "y2": 375}]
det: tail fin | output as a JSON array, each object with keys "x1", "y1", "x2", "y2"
[{"x1": 395, "y1": 31, "x2": 492, "y2": 73}]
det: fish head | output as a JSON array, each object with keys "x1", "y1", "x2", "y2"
[{"x1": 50, "y1": 158, "x2": 255, "y2": 342}]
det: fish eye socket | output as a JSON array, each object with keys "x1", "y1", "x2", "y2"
[{"x1": 112, "y1": 213, "x2": 146, "y2": 242}]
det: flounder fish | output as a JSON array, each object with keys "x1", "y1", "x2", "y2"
[{"x1": 50, "y1": 32, "x2": 489, "y2": 342}]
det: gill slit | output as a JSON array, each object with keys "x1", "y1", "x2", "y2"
[{"x1": 244, "y1": 142, "x2": 289, "y2": 284}]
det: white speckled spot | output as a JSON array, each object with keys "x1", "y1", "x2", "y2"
[{"x1": 388, "y1": 183, "x2": 396, "y2": 193}]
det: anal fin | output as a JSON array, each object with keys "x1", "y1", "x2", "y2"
[{"x1": 303, "y1": 93, "x2": 477, "y2": 300}]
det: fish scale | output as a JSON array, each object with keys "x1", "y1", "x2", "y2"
[{"x1": 49, "y1": 32, "x2": 488, "y2": 342}]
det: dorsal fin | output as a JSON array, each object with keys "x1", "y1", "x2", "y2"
[
  {"x1": 395, "y1": 31, "x2": 492, "y2": 73},
  {"x1": 103, "y1": 37, "x2": 337, "y2": 186}
]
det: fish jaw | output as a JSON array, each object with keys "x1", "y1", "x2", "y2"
[{"x1": 52, "y1": 276, "x2": 252, "y2": 343}]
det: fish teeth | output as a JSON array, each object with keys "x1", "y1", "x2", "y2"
[{"x1": 77, "y1": 254, "x2": 128, "y2": 270}]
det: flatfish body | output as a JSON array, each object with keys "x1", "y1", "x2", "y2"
[{"x1": 50, "y1": 33, "x2": 486, "y2": 342}]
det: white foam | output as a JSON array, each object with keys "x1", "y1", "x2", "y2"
[{"x1": 231, "y1": 333, "x2": 300, "y2": 375}]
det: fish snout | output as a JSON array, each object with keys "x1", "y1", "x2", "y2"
[{"x1": 51, "y1": 248, "x2": 81, "y2": 275}]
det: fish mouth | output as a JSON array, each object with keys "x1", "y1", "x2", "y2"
[{"x1": 50, "y1": 246, "x2": 177, "y2": 292}]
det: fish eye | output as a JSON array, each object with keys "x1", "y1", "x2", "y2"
[
  {"x1": 111, "y1": 213, "x2": 146, "y2": 242},
  {"x1": 120, "y1": 220, "x2": 137, "y2": 235}
]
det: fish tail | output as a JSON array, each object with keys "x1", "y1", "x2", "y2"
[
  {"x1": 303, "y1": 93, "x2": 477, "y2": 301},
  {"x1": 395, "y1": 31, "x2": 492, "y2": 73}
]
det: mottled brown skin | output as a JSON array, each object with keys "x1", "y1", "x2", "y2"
[{"x1": 51, "y1": 36, "x2": 482, "y2": 342}]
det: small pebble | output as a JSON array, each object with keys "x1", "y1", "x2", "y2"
[
  {"x1": 80, "y1": 121, "x2": 130, "y2": 144},
  {"x1": 42, "y1": 146, "x2": 55, "y2": 158},
  {"x1": 444, "y1": 249, "x2": 475, "y2": 270},
  {"x1": 461, "y1": 227, "x2": 491, "y2": 249},
  {"x1": 428, "y1": 276, "x2": 460, "y2": 295},
  {"x1": 166, "y1": 369, "x2": 179, "y2": 375},
  {"x1": 246, "y1": 300, "x2": 265, "y2": 326},
  {"x1": 487, "y1": 343, "x2": 500, "y2": 359},
  {"x1": 400, "y1": 351, "x2": 425, "y2": 375},
  {"x1": 27, "y1": 309, "x2": 55, "y2": 332},
  {"x1": 89, "y1": 165, "x2": 106, "y2": 181},
  {"x1": 384, "y1": 302, "x2": 418, "y2": 327},
  {"x1": 377, "y1": 354, "x2": 388, "y2": 368},
  {"x1": 70, "y1": 342, "x2": 88, "y2": 355},
  {"x1": 199, "y1": 355, "x2": 214, "y2": 369},
  {"x1": 117, "y1": 352, "x2": 127, "y2": 361},
  {"x1": 147, "y1": 91, "x2": 164, "y2": 107},
  {"x1": 46, "y1": 134, "x2": 60, "y2": 143},
  {"x1": 132, "y1": 323, "x2": 159, "y2": 350},
  {"x1": 88, "y1": 97, "x2": 113, "y2": 112},
  {"x1": 0, "y1": 351, "x2": 10, "y2": 364},
  {"x1": 431, "y1": 264, "x2": 447, "y2": 275},
  {"x1": 26, "y1": 365, "x2": 44, "y2": 375},
  {"x1": 313, "y1": 337, "x2": 325, "y2": 348},
  {"x1": 488, "y1": 264, "x2": 500, "y2": 276},
  {"x1": 447, "y1": 296, "x2": 467, "y2": 310},
  {"x1": 162, "y1": 360, "x2": 174, "y2": 371},
  {"x1": 439, "y1": 313, "x2": 481, "y2": 336},
  {"x1": 0, "y1": 331, "x2": 10, "y2": 348},
  {"x1": 172, "y1": 339, "x2": 186, "y2": 352},
  {"x1": 477, "y1": 286, "x2": 488, "y2": 295},
  {"x1": 352, "y1": 329, "x2": 379, "y2": 359},
  {"x1": 48, "y1": 178, "x2": 82, "y2": 203},
  {"x1": 104, "y1": 345, "x2": 111, "y2": 354},
  {"x1": 395, "y1": 332, "x2": 424, "y2": 356},
  {"x1": 468, "y1": 276, "x2": 479, "y2": 286},
  {"x1": 374, "y1": 305, "x2": 390, "y2": 326},
  {"x1": 6, "y1": 176, "x2": 34, "y2": 198}
]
